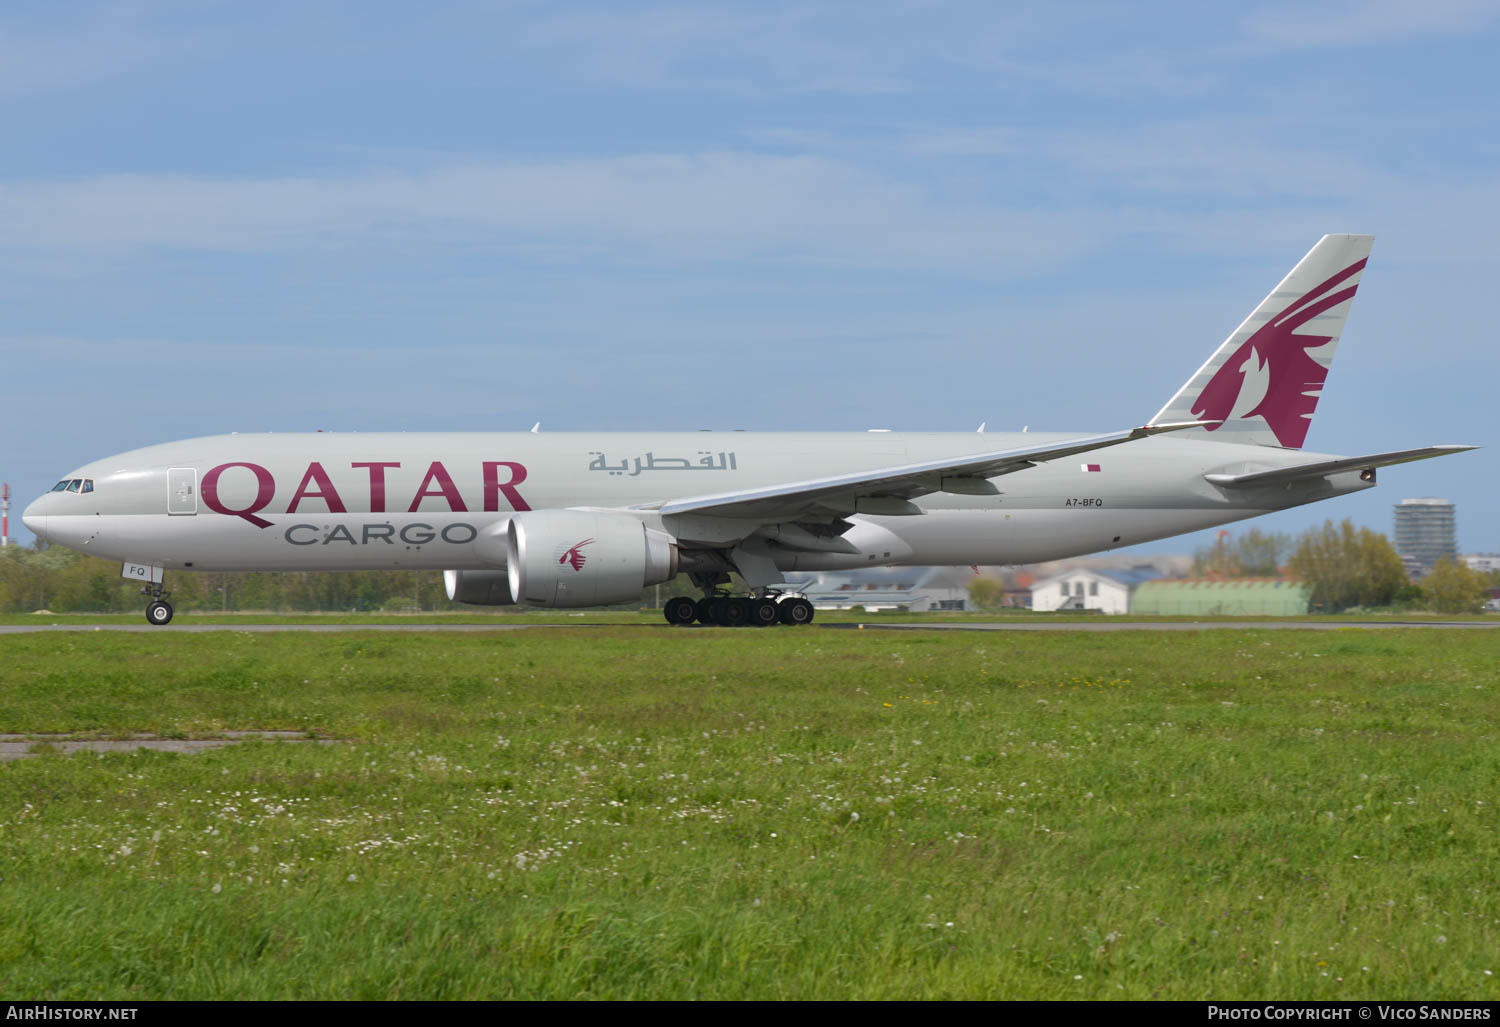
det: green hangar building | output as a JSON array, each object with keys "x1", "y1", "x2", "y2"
[{"x1": 1130, "y1": 579, "x2": 1311, "y2": 616}]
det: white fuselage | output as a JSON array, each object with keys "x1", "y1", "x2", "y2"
[{"x1": 23, "y1": 431, "x2": 1373, "y2": 574}]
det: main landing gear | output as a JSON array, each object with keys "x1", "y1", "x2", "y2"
[{"x1": 662, "y1": 590, "x2": 815, "y2": 627}]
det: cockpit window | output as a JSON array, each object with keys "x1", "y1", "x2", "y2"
[
  {"x1": 66, "y1": 479, "x2": 82, "y2": 493},
  {"x1": 51, "y1": 480, "x2": 70, "y2": 492},
  {"x1": 81, "y1": 479, "x2": 94, "y2": 494},
  {"x1": 50, "y1": 478, "x2": 93, "y2": 494}
]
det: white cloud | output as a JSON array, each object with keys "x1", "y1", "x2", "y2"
[
  {"x1": 0, "y1": 154, "x2": 1098, "y2": 272},
  {"x1": 0, "y1": 3, "x2": 213, "y2": 100},
  {"x1": 521, "y1": 2, "x2": 940, "y2": 95},
  {"x1": 5, "y1": 136, "x2": 1497, "y2": 278},
  {"x1": 0, "y1": 24, "x2": 155, "y2": 99},
  {"x1": 1239, "y1": 0, "x2": 1498, "y2": 51}
]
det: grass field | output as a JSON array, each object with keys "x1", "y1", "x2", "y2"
[{"x1": 1, "y1": 627, "x2": 1496, "y2": 999}]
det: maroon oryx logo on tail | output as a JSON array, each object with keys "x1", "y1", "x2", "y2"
[
  {"x1": 559, "y1": 538, "x2": 595, "y2": 572},
  {"x1": 1193, "y1": 258, "x2": 1366, "y2": 449}
]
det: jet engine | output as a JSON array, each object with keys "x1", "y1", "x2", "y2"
[
  {"x1": 507, "y1": 510, "x2": 678, "y2": 608},
  {"x1": 443, "y1": 569, "x2": 515, "y2": 606}
]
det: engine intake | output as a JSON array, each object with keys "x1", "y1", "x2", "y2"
[{"x1": 507, "y1": 511, "x2": 678, "y2": 608}]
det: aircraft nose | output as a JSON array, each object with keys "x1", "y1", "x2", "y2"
[{"x1": 22, "y1": 496, "x2": 47, "y2": 539}]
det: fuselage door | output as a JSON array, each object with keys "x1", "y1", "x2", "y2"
[{"x1": 168, "y1": 467, "x2": 198, "y2": 515}]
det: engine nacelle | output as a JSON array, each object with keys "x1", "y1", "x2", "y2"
[
  {"x1": 506, "y1": 510, "x2": 678, "y2": 608},
  {"x1": 443, "y1": 569, "x2": 515, "y2": 606}
]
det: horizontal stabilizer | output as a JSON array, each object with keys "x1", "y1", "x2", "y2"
[{"x1": 1203, "y1": 445, "x2": 1477, "y2": 488}]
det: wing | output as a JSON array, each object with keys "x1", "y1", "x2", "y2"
[
  {"x1": 638, "y1": 421, "x2": 1212, "y2": 522},
  {"x1": 1203, "y1": 445, "x2": 1477, "y2": 488}
]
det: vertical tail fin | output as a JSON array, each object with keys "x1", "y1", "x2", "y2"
[{"x1": 1151, "y1": 234, "x2": 1374, "y2": 449}]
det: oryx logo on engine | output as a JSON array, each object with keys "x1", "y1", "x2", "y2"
[{"x1": 559, "y1": 538, "x2": 594, "y2": 571}]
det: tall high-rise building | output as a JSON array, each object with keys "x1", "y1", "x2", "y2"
[{"x1": 1393, "y1": 498, "x2": 1457, "y2": 577}]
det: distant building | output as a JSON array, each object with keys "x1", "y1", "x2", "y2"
[
  {"x1": 1462, "y1": 554, "x2": 1500, "y2": 574},
  {"x1": 1029, "y1": 568, "x2": 1161, "y2": 615},
  {"x1": 792, "y1": 567, "x2": 972, "y2": 612},
  {"x1": 1131, "y1": 579, "x2": 1310, "y2": 616},
  {"x1": 1393, "y1": 498, "x2": 1457, "y2": 577}
]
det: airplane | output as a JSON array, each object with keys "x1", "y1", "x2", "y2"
[{"x1": 22, "y1": 234, "x2": 1476, "y2": 627}]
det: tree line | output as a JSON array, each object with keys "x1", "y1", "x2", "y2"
[{"x1": 1188, "y1": 521, "x2": 1493, "y2": 614}]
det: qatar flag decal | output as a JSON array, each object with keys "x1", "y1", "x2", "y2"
[{"x1": 1081, "y1": 463, "x2": 1102, "y2": 473}]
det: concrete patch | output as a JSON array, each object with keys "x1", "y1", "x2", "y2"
[{"x1": 0, "y1": 731, "x2": 341, "y2": 761}]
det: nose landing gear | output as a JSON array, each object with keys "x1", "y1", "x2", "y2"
[
  {"x1": 124, "y1": 563, "x2": 174, "y2": 625},
  {"x1": 141, "y1": 583, "x2": 173, "y2": 626}
]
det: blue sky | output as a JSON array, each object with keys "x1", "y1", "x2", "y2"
[{"x1": 3, "y1": 1, "x2": 1496, "y2": 554}]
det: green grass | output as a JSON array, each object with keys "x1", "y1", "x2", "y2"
[{"x1": 1, "y1": 628, "x2": 1496, "y2": 999}]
